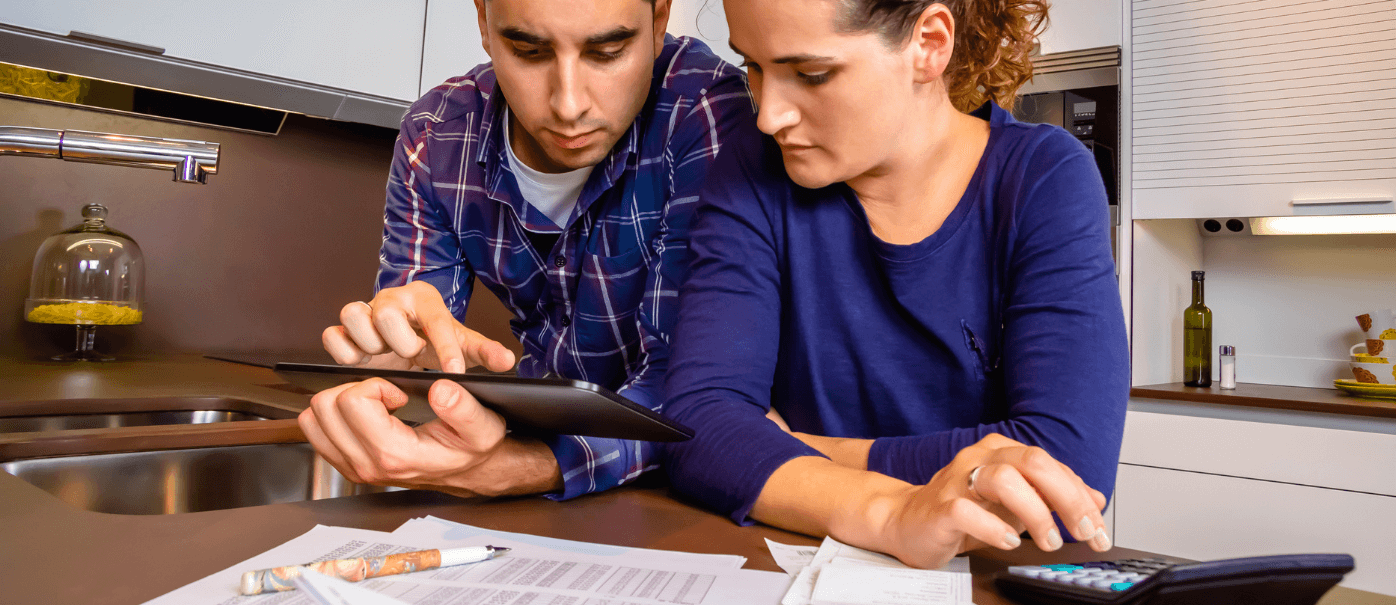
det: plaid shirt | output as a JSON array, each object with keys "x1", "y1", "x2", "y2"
[{"x1": 377, "y1": 36, "x2": 751, "y2": 499}]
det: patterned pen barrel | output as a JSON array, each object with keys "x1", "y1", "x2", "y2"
[{"x1": 239, "y1": 545, "x2": 509, "y2": 595}]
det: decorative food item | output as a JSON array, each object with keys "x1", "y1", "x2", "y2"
[
  {"x1": 24, "y1": 203, "x2": 144, "y2": 361},
  {"x1": 1367, "y1": 338, "x2": 1395, "y2": 357},
  {"x1": 1183, "y1": 271, "x2": 1212, "y2": 387}
]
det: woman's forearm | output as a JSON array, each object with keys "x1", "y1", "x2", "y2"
[
  {"x1": 790, "y1": 433, "x2": 874, "y2": 470},
  {"x1": 749, "y1": 456, "x2": 912, "y2": 548}
]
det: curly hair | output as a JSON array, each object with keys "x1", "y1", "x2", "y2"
[{"x1": 835, "y1": 0, "x2": 1049, "y2": 113}]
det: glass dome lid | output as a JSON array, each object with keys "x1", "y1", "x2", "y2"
[{"x1": 25, "y1": 203, "x2": 144, "y2": 361}]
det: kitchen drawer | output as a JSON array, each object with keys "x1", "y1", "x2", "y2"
[
  {"x1": 1120, "y1": 407, "x2": 1396, "y2": 496},
  {"x1": 1114, "y1": 464, "x2": 1396, "y2": 596}
]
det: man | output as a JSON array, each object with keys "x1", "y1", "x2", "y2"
[{"x1": 299, "y1": 0, "x2": 749, "y2": 501}]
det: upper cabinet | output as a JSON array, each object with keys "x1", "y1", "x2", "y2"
[
  {"x1": 1038, "y1": 0, "x2": 1123, "y2": 55},
  {"x1": 420, "y1": 0, "x2": 489, "y2": 99},
  {"x1": 4, "y1": 1, "x2": 425, "y2": 103},
  {"x1": 1129, "y1": 0, "x2": 1396, "y2": 219}
]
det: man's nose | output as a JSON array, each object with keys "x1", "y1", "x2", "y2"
[{"x1": 551, "y1": 58, "x2": 592, "y2": 124}]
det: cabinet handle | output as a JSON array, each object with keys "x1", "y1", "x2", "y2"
[
  {"x1": 1291, "y1": 197, "x2": 1393, "y2": 207},
  {"x1": 67, "y1": 31, "x2": 165, "y2": 55}
]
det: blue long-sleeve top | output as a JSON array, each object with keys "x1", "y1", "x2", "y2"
[{"x1": 661, "y1": 102, "x2": 1130, "y2": 524}]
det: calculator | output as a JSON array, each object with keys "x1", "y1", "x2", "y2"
[{"x1": 993, "y1": 554, "x2": 1354, "y2": 605}]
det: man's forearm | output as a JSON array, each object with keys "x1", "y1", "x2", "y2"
[{"x1": 441, "y1": 436, "x2": 564, "y2": 498}]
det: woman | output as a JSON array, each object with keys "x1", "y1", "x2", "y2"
[{"x1": 660, "y1": 0, "x2": 1129, "y2": 568}]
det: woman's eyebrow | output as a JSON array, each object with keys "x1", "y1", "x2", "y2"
[{"x1": 728, "y1": 43, "x2": 834, "y2": 65}]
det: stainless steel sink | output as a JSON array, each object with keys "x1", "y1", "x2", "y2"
[
  {"x1": 3, "y1": 443, "x2": 395, "y2": 515},
  {"x1": 0, "y1": 410, "x2": 272, "y2": 434},
  {"x1": 0, "y1": 397, "x2": 299, "y2": 434}
]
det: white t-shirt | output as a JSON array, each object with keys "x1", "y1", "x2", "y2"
[{"x1": 505, "y1": 110, "x2": 593, "y2": 228}]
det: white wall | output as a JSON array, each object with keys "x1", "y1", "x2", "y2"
[
  {"x1": 1038, "y1": 0, "x2": 1123, "y2": 55},
  {"x1": 667, "y1": 0, "x2": 741, "y2": 67}
]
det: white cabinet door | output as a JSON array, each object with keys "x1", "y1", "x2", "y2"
[
  {"x1": 1039, "y1": 0, "x2": 1123, "y2": 55},
  {"x1": 1114, "y1": 464, "x2": 1396, "y2": 596},
  {"x1": 1129, "y1": 0, "x2": 1396, "y2": 219},
  {"x1": 419, "y1": 0, "x2": 490, "y2": 99},
  {"x1": 5, "y1": 1, "x2": 424, "y2": 102}
]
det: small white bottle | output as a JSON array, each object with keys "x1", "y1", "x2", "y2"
[{"x1": 1218, "y1": 345, "x2": 1236, "y2": 390}]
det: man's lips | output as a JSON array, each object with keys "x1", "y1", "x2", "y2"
[{"x1": 549, "y1": 130, "x2": 599, "y2": 150}]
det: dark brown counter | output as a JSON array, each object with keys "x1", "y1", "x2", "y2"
[
  {"x1": 2, "y1": 357, "x2": 1390, "y2": 604},
  {"x1": 1132, "y1": 382, "x2": 1396, "y2": 419}
]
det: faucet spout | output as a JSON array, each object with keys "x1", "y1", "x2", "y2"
[{"x1": 0, "y1": 126, "x2": 219, "y2": 183}]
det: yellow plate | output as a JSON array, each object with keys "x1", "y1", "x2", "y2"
[{"x1": 1334, "y1": 379, "x2": 1396, "y2": 400}]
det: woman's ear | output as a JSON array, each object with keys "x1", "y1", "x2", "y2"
[{"x1": 908, "y1": 3, "x2": 955, "y2": 84}]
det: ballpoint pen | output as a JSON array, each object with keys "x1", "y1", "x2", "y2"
[{"x1": 239, "y1": 545, "x2": 510, "y2": 595}]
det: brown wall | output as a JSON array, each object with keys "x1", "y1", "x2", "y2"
[{"x1": 0, "y1": 97, "x2": 520, "y2": 361}]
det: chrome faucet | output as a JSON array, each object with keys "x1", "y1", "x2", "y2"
[{"x1": 0, "y1": 126, "x2": 219, "y2": 183}]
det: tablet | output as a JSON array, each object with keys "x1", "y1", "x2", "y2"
[{"x1": 273, "y1": 363, "x2": 692, "y2": 442}]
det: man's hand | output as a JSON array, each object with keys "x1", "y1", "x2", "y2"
[
  {"x1": 298, "y1": 377, "x2": 564, "y2": 498},
  {"x1": 322, "y1": 281, "x2": 516, "y2": 374},
  {"x1": 874, "y1": 433, "x2": 1110, "y2": 569}
]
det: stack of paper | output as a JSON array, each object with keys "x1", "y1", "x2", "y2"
[
  {"x1": 767, "y1": 537, "x2": 974, "y2": 605},
  {"x1": 145, "y1": 516, "x2": 791, "y2": 605}
]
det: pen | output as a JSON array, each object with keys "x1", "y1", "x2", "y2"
[{"x1": 239, "y1": 545, "x2": 510, "y2": 595}]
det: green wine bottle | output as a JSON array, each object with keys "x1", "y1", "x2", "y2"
[{"x1": 1183, "y1": 270, "x2": 1212, "y2": 387}]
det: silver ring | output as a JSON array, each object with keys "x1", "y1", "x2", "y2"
[
  {"x1": 968, "y1": 465, "x2": 986, "y2": 500},
  {"x1": 355, "y1": 300, "x2": 373, "y2": 313}
]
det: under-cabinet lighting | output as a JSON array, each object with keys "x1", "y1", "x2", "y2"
[{"x1": 1249, "y1": 214, "x2": 1396, "y2": 236}]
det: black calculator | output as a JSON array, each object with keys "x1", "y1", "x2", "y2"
[{"x1": 993, "y1": 554, "x2": 1354, "y2": 605}]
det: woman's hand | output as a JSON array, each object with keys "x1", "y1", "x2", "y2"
[{"x1": 874, "y1": 433, "x2": 1110, "y2": 569}]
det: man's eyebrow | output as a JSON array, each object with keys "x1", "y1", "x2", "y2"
[
  {"x1": 585, "y1": 26, "x2": 638, "y2": 46},
  {"x1": 728, "y1": 43, "x2": 834, "y2": 65},
  {"x1": 501, "y1": 27, "x2": 549, "y2": 46}
]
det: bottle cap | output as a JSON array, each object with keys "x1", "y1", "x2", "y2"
[
  {"x1": 1192, "y1": 270, "x2": 1206, "y2": 280},
  {"x1": 1219, "y1": 345, "x2": 1235, "y2": 355}
]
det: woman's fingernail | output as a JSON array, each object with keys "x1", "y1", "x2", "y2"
[
  {"x1": 1004, "y1": 531, "x2": 1022, "y2": 549},
  {"x1": 1079, "y1": 517, "x2": 1098, "y2": 541},
  {"x1": 1091, "y1": 527, "x2": 1112, "y2": 551},
  {"x1": 1045, "y1": 528, "x2": 1063, "y2": 551}
]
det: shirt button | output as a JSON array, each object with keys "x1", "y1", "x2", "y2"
[
  {"x1": 560, "y1": 316, "x2": 571, "y2": 327},
  {"x1": 553, "y1": 255, "x2": 566, "y2": 268}
]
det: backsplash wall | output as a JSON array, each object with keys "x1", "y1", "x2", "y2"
[{"x1": 0, "y1": 97, "x2": 521, "y2": 360}]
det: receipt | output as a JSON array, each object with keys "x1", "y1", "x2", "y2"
[
  {"x1": 773, "y1": 537, "x2": 972, "y2": 605},
  {"x1": 810, "y1": 564, "x2": 974, "y2": 605},
  {"x1": 765, "y1": 539, "x2": 820, "y2": 576}
]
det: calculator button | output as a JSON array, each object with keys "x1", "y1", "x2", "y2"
[
  {"x1": 1110, "y1": 582, "x2": 1136, "y2": 592},
  {"x1": 1090, "y1": 579, "x2": 1119, "y2": 590},
  {"x1": 1043, "y1": 564, "x2": 1084, "y2": 571},
  {"x1": 1007, "y1": 566, "x2": 1047, "y2": 577}
]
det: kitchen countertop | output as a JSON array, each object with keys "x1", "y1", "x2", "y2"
[
  {"x1": 1131, "y1": 382, "x2": 1396, "y2": 419},
  {"x1": 3, "y1": 355, "x2": 1391, "y2": 605}
]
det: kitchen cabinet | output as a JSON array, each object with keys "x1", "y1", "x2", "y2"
[
  {"x1": 1128, "y1": 0, "x2": 1396, "y2": 219},
  {"x1": 419, "y1": 0, "x2": 490, "y2": 99},
  {"x1": 1037, "y1": 0, "x2": 1123, "y2": 55},
  {"x1": 3, "y1": 1, "x2": 425, "y2": 102},
  {"x1": 1114, "y1": 402, "x2": 1396, "y2": 595}
]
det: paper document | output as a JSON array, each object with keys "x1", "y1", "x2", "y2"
[
  {"x1": 295, "y1": 569, "x2": 411, "y2": 605},
  {"x1": 809, "y1": 564, "x2": 973, "y2": 605},
  {"x1": 763, "y1": 539, "x2": 818, "y2": 576},
  {"x1": 772, "y1": 537, "x2": 972, "y2": 605},
  {"x1": 145, "y1": 519, "x2": 789, "y2": 605}
]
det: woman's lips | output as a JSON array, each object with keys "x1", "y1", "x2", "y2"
[{"x1": 550, "y1": 130, "x2": 597, "y2": 150}]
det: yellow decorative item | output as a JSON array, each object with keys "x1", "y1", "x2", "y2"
[
  {"x1": 26, "y1": 302, "x2": 142, "y2": 325},
  {"x1": 1334, "y1": 379, "x2": 1396, "y2": 400},
  {"x1": 1382, "y1": 329, "x2": 1396, "y2": 339}
]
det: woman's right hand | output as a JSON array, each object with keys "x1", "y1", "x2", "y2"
[{"x1": 872, "y1": 433, "x2": 1110, "y2": 569}]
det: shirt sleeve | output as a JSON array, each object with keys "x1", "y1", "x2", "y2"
[
  {"x1": 376, "y1": 115, "x2": 475, "y2": 316},
  {"x1": 659, "y1": 123, "x2": 828, "y2": 524},
  {"x1": 542, "y1": 72, "x2": 759, "y2": 501},
  {"x1": 866, "y1": 136, "x2": 1129, "y2": 509}
]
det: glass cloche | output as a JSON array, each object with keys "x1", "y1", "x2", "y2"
[{"x1": 25, "y1": 203, "x2": 144, "y2": 361}]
